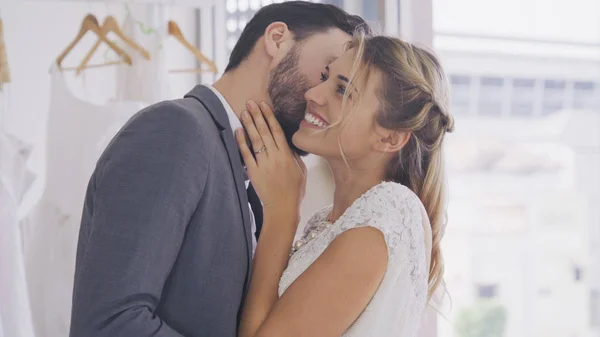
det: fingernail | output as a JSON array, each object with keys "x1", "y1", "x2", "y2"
[
  {"x1": 247, "y1": 100, "x2": 255, "y2": 109},
  {"x1": 260, "y1": 102, "x2": 268, "y2": 109}
]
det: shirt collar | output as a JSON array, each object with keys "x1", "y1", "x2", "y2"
[
  {"x1": 207, "y1": 85, "x2": 249, "y2": 182},
  {"x1": 207, "y1": 85, "x2": 241, "y2": 136}
]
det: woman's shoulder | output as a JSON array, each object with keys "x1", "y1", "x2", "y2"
[
  {"x1": 358, "y1": 181, "x2": 422, "y2": 214},
  {"x1": 339, "y1": 181, "x2": 425, "y2": 249}
]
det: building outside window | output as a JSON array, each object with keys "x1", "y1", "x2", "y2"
[
  {"x1": 510, "y1": 78, "x2": 536, "y2": 117},
  {"x1": 435, "y1": 0, "x2": 600, "y2": 337},
  {"x1": 478, "y1": 284, "x2": 499, "y2": 299}
]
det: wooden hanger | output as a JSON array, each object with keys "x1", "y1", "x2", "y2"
[
  {"x1": 75, "y1": 15, "x2": 150, "y2": 75},
  {"x1": 56, "y1": 14, "x2": 132, "y2": 70},
  {"x1": 168, "y1": 20, "x2": 217, "y2": 73},
  {"x1": 0, "y1": 18, "x2": 11, "y2": 87}
]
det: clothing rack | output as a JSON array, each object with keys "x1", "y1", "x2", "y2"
[
  {"x1": 20, "y1": 0, "x2": 216, "y2": 7},
  {"x1": 2, "y1": 0, "x2": 219, "y2": 96},
  {"x1": 18, "y1": 0, "x2": 217, "y2": 35},
  {"x1": 0, "y1": 17, "x2": 10, "y2": 90}
]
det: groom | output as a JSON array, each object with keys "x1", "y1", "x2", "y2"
[{"x1": 69, "y1": 2, "x2": 369, "y2": 337}]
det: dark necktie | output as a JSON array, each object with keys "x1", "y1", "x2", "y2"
[{"x1": 246, "y1": 183, "x2": 263, "y2": 241}]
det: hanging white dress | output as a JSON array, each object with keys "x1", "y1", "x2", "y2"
[
  {"x1": 96, "y1": 13, "x2": 173, "y2": 151},
  {"x1": 102, "y1": 13, "x2": 174, "y2": 157},
  {"x1": 116, "y1": 13, "x2": 172, "y2": 104},
  {"x1": 23, "y1": 66, "x2": 145, "y2": 337},
  {"x1": 24, "y1": 15, "x2": 173, "y2": 336},
  {"x1": 0, "y1": 129, "x2": 36, "y2": 337}
]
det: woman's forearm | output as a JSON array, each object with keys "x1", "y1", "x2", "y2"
[{"x1": 238, "y1": 204, "x2": 300, "y2": 337}]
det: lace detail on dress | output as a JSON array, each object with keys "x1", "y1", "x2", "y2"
[
  {"x1": 279, "y1": 181, "x2": 429, "y2": 337},
  {"x1": 300, "y1": 206, "x2": 330, "y2": 237}
]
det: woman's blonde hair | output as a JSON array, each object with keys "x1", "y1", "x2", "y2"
[{"x1": 341, "y1": 33, "x2": 455, "y2": 300}]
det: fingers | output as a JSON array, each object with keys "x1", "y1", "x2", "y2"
[
  {"x1": 258, "y1": 101, "x2": 288, "y2": 151},
  {"x1": 240, "y1": 111, "x2": 266, "y2": 158},
  {"x1": 294, "y1": 154, "x2": 307, "y2": 176},
  {"x1": 235, "y1": 128, "x2": 256, "y2": 168},
  {"x1": 246, "y1": 101, "x2": 277, "y2": 151}
]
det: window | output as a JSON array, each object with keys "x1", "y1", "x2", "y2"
[
  {"x1": 447, "y1": 76, "x2": 598, "y2": 117},
  {"x1": 450, "y1": 75, "x2": 472, "y2": 115},
  {"x1": 510, "y1": 78, "x2": 536, "y2": 117},
  {"x1": 433, "y1": 0, "x2": 599, "y2": 336},
  {"x1": 225, "y1": 0, "x2": 261, "y2": 53},
  {"x1": 573, "y1": 81, "x2": 599, "y2": 111},
  {"x1": 477, "y1": 284, "x2": 498, "y2": 298},
  {"x1": 477, "y1": 77, "x2": 505, "y2": 116},
  {"x1": 542, "y1": 79, "x2": 567, "y2": 115}
]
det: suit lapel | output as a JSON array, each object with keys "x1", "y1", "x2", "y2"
[{"x1": 184, "y1": 85, "x2": 253, "y2": 268}]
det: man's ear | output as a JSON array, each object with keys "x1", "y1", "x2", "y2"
[{"x1": 263, "y1": 21, "x2": 291, "y2": 58}]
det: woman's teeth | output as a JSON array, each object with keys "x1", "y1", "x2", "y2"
[{"x1": 304, "y1": 112, "x2": 329, "y2": 128}]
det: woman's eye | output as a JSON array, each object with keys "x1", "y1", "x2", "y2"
[
  {"x1": 337, "y1": 84, "x2": 347, "y2": 95},
  {"x1": 320, "y1": 72, "x2": 328, "y2": 82}
]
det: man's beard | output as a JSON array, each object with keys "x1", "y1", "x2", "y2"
[{"x1": 268, "y1": 45, "x2": 310, "y2": 156}]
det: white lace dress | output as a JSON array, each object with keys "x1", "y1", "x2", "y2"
[{"x1": 279, "y1": 182, "x2": 429, "y2": 336}]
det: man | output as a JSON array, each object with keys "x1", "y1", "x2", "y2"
[{"x1": 69, "y1": 2, "x2": 369, "y2": 337}]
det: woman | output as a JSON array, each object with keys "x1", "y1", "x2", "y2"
[{"x1": 235, "y1": 33, "x2": 454, "y2": 337}]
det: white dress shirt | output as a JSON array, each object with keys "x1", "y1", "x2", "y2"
[{"x1": 207, "y1": 85, "x2": 257, "y2": 255}]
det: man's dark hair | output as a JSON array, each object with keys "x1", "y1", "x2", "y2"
[{"x1": 224, "y1": 1, "x2": 370, "y2": 73}]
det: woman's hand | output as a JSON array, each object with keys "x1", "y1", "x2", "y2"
[
  {"x1": 236, "y1": 101, "x2": 307, "y2": 337},
  {"x1": 235, "y1": 100, "x2": 307, "y2": 213}
]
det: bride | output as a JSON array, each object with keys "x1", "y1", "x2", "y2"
[{"x1": 235, "y1": 33, "x2": 454, "y2": 337}]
